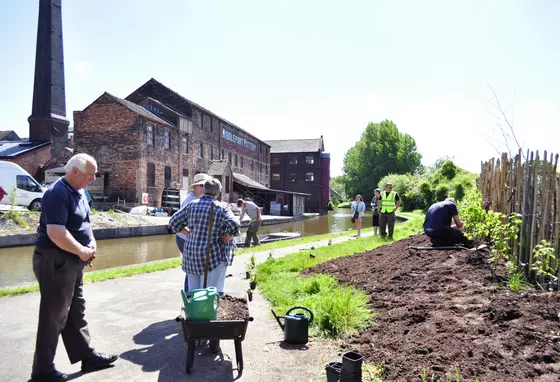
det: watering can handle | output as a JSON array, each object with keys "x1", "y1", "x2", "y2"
[{"x1": 286, "y1": 306, "x2": 314, "y2": 325}]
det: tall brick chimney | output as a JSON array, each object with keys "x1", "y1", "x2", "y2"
[{"x1": 28, "y1": 0, "x2": 69, "y2": 158}]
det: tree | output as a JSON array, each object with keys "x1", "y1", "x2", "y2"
[
  {"x1": 343, "y1": 120, "x2": 422, "y2": 199},
  {"x1": 330, "y1": 175, "x2": 348, "y2": 202}
]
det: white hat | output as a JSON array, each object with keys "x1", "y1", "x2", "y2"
[{"x1": 192, "y1": 173, "x2": 210, "y2": 187}]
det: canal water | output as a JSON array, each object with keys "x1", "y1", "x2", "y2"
[{"x1": 0, "y1": 209, "x2": 374, "y2": 288}]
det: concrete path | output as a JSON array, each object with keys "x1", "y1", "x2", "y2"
[{"x1": 0, "y1": 232, "x2": 373, "y2": 382}]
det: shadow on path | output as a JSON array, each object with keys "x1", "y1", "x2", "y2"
[{"x1": 120, "y1": 319, "x2": 235, "y2": 382}]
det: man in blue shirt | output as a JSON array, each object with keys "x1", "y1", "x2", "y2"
[
  {"x1": 31, "y1": 154, "x2": 117, "y2": 382},
  {"x1": 423, "y1": 197, "x2": 472, "y2": 247}
]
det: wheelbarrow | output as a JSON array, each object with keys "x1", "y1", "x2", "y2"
[
  {"x1": 174, "y1": 202, "x2": 253, "y2": 374},
  {"x1": 175, "y1": 293, "x2": 253, "y2": 374}
]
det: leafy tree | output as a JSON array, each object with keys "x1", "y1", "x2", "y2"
[
  {"x1": 343, "y1": 120, "x2": 422, "y2": 199},
  {"x1": 330, "y1": 175, "x2": 348, "y2": 202}
]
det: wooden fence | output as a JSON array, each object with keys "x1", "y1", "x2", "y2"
[{"x1": 480, "y1": 150, "x2": 560, "y2": 289}]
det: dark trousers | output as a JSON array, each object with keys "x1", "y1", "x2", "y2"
[
  {"x1": 245, "y1": 221, "x2": 261, "y2": 247},
  {"x1": 175, "y1": 235, "x2": 188, "y2": 292},
  {"x1": 425, "y1": 227, "x2": 473, "y2": 247},
  {"x1": 379, "y1": 212, "x2": 396, "y2": 238},
  {"x1": 32, "y1": 247, "x2": 94, "y2": 376}
]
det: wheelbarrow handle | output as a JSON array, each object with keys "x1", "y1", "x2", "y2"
[{"x1": 286, "y1": 306, "x2": 314, "y2": 325}]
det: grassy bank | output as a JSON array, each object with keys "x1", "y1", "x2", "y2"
[
  {"x1": 0, "y1": 258, "x2": 181, "y2": 297},
  {"x1": 236, "y1": 211, "x2": 419, "y2": 256},
  {"x1": 256, "y1": 215, "x2": 424, "y2": 338}
]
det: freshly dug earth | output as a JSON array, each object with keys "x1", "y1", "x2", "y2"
[
  {"x1": 217, "y1": 295, "x2": 250, "y2": 321},
  {"x1": 304, "y1": 234, "x2": 560, "y2": 382}
]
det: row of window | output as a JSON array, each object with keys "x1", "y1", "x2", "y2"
[
  {"x1": 271, "y1": 172, "x2": 315, "y2": 182},
  {"x1": 271, "y1": 156, "x2": 315, "y2": 166},
  {"x1": 196, "y1": 142, "x2": 268, "y2": 174}
]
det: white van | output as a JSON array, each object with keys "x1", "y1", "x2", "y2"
[{"x1": 0, "y1": 161, "x2": 46, "y2": 211}]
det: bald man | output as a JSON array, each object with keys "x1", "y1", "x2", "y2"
[{"x1": 31, "y1": 154, "x2": 117, "y2": 382}]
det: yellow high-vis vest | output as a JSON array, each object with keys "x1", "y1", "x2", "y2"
[{"x1": 380, "y1": 191, "x2": 396, "y2": 213}]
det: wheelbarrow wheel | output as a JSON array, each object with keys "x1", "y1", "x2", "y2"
[
  {"x1": 209, "y1": 339, "x2": 220, "y2": 354},
  {"x1": 234, "y1": 339, "x2": 244, "y2": 375},
  {"x1": 186, "y1": 340, "x2": 195, "y2": 374}
]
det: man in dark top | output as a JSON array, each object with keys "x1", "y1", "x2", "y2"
[
  {"x1": 31, "y1": 154, "x2": 117, "y2": 382},
  {"x1": 423, "y1": 197, "x2": 472, "y2": 247}
]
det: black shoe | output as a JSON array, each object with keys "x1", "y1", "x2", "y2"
[
  {"x1": 31, "y1": 370, "x2": 68, "y2": 382},
  {"x1": 81, "y1": 351, "x2": 118, "y2": 373}
]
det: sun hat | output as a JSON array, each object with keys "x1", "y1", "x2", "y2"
[{"x1": 192, "y1": 173, "x2": 210, "y2": 187}]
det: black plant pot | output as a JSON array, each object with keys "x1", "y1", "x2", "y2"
[
  {"x1": 245, "y1": 271, "x2": 250, "y2": 279},
  {"x1": 342, "y1": 351, "x2": 363, "y2": 373},
  {"x1": 250, "y1": 280, "x2": 257, "y2": 290},
  {"x1": 248, "y1": 292, "x2": 253, "y2": 301},
  {"x1": 325, "y1": 362, "x2": 342, "y2": 382}
]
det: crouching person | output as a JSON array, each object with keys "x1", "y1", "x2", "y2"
[
  {"x1": 423, "y1": 197, "x2": 473, "y2": 248},
  {"x1": 168, "y1": 178, "x2": 240, "y2": 294}
]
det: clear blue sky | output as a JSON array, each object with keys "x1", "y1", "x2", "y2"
[{"x1": 2, "y1": 0, "x2": 560, "y2": 175}]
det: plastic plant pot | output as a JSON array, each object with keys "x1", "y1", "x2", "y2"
[
  {"x1": 342, "y1": 351, "x2": 363, "y2": 373},
  {"x1": 325, "y1": 362, "x2": 342, "y2": 382}
]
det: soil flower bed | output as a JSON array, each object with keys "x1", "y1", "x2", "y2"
[{"x1": 303, "y1": 234, "x2": 560, "y2": 381}]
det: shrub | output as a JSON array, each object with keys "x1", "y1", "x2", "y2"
[
  {"x1": 439, "y1": 160, "x2": 458, "y2": 180},
  {"x1": 435, "y1": 185, "x2": 449, "y2": 201}
]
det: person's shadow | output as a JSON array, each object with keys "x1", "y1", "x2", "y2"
[{"x1": 120, "y1": 319, "x2": 236, "y2": 381}]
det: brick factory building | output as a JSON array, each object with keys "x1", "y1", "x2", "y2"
[
  {"x1": 265, "y1": 137, "x2": 331, "y2": 213},
  {"x1": 74, "y1": 79, "x2": 272, "y2": 208}
]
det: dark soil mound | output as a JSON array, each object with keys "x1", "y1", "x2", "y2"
[
  {"x1": 303, "y1": 234, "x2": 560, "y2": 381},
  {"x1": 217, "y1": 295, "x2": 249, "y2": 321}
]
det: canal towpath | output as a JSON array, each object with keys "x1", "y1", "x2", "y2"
[{"x1": 0, "y1": 229, "x2": 387, "y2": 382}]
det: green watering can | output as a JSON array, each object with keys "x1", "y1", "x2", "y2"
[{"x1": 181, "y1": 287, "x2": 220, "y2": 321}]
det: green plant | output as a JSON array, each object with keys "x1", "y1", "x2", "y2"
[
  {"x1": 6, "y1": 188, "x2": 29, "y2": 229},
  {"x1": 531, "y1": 240, "x2": 557, "y2": 283},
  {"x1": 420, "y1": 368, "x2": 436, "y2": 382},
  {"x1": 507, "y1": 271, "x2": 531, "y2": 292},
  {"x1": 460, "y1": 190, "x2": 521, "y2": 275}
]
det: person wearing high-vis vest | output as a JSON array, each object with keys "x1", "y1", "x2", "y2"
[{"x1": 379, "y1": 182, "x2": 400, "y2": 238}]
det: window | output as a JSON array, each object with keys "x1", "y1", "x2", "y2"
[
  {"x1": 210, "y1": 146, "x2": 214, "y2": 160},
  {"x1": 182, "y1": 137, "x2": 188, "y2": 154},
  {"x1": 225, "y1": 175, "x2": 230, "y2": 193},
  {"x1": 289, "y1": 173, "x2": 297, "y2": 183},
  {"x1": 147, "y1": 124, "x2": 153, "y2": 146},
  {"x1": 241, "y1": 156, "x2": 244, "y2": 168},
  {"x1": 147, "y1": 163, "x2": 155, "y2": 187},
  {"x1": 289, "y1": 157, "x2": 298, "y2": 165},
  {"x1": 265, "y1": 165, "x2": 268, "y2": 175},
  {"x1": 200, "y1": 114, "x2": 204, "y2": 129},
  {"x1": 251, "y1": 160, "x2": 254, "y2": 171},
  {"x1": 306, "y1": 155, "x2": 314, "y2": 164},
  {"x1": 272, "y1": 173, "x2": 281, "y2": 181},
  {"x1": 221, "y1": 150, "x2": 225, "y2": 159},
  {"x1": 183, "y1": 169, "x2": 189, "y2": 177},
  {"x1": 228, "y1": 152, "x2": 232, "y2": 165},
  {"x1": 210, "y1": 118, "x2": 213, "y2": 132},
  {"x1": 306, "y1": 172, "x2": 314, "y2": 182},
  {"x1": 164, "y1": 166, "x2": 171, "y2": 188},
  {"x1": 16, "y1": 175, "x2": 40, "y2": 192},
  {"x1": 272, "y1": 157, "x2": 280, "y2": 166},
  {"x1": 259, "y1": 163, "x2": 262, "y2": 173},
  {"x1": 164, "y1": 131, "x2": 170, "y2": 149},
  {"x1": 234, "y1": 155, "x2": 238, "y2": 168},
  {"x1": 198, "y1": 141, "x2": 204, "y2": 158}
]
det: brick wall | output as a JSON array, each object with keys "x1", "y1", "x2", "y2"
[
  {"x1": 126, "y1": 79, "x2": 271, "y2": 187},
  {"x1": 4, "y1": 144, "x2": 53, "y2": 181},
  {"x1": 74, "y1": 94, "x2": 186, "y2": 206},
  {"x1": 270, "y1": 151, "x2": 323, "y2": 212}
]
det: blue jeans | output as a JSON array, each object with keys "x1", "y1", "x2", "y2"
[
  {"x1": 187, "y1": 262, "x2": 227, "y2": 295},
  {"x1": 175, "y1": 235, "x2": 188, "y2": 292}
]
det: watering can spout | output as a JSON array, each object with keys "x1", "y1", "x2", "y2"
[{"x1": 271, "y1": 309, "x2": 285, "y2": 331}]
